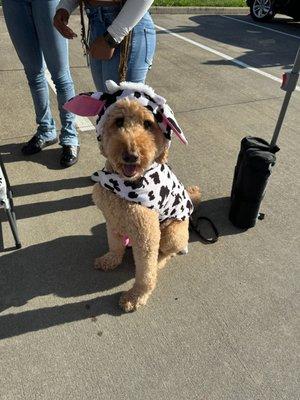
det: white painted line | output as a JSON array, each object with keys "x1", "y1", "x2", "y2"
[
  {"x1": 45, "y1": 69, "x2": 95, "y2": 132},
  {"x1": 155, "y1": 24, "x2": 300, "y2": 92},
  {"x1": 74, "y1": 115, "x2": 95, "y2": 132},
  {"x1": 222, "y1": 15, "x2": 300, "y2": 40}
]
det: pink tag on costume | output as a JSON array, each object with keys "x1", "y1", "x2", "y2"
[{"x1": 63, "y1": 94, "x2": 106, "y2": 116}]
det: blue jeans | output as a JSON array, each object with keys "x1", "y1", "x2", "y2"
[
  {"x1": 2, "y1": 0, "x2": 78, "y2": 146},
  {"x1": 86, "y1": 5, "x2": 156, "y2": 91}
]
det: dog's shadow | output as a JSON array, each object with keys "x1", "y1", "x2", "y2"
[
  {"x1": 0, "y1": 197, "x2": 242, "y2": 339},
  {"x1": 0, "y1": 224, "x2": 135, "y2": 339}
]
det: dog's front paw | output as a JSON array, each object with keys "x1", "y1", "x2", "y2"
[
  {"x1": 119, "y1": 289, "x2": 149, "y2": 312},
  {"x1": 94, "y1": 252, "x2": 121, "y2": 271}
]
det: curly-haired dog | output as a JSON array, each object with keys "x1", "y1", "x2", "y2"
[{"x1": 64, "y1": 81, "x2": 200, "y2": 312}]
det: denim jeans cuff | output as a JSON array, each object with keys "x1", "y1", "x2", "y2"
[
  {"x1": 59, "y1": 140, "x2": 79, "y2": 147},
  {"x1": 36, "y1": 130, "x2": 57, "y2": 141}
]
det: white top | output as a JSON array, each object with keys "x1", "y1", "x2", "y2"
[{"x1": 56, "y1": 0, "x2": 154, "y2": 43}]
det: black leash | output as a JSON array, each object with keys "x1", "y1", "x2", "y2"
[{"x1": 189, "y1": 215, "x2": 219, "y2": 244}]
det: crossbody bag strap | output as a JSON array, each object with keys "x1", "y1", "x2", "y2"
[{"x1": 79, "y1": 0, "x2": 90, "y2": 62}]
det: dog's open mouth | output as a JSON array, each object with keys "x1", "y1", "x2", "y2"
[{"x1": 122, "y1": 164, "x2": 139, "y2": 178}]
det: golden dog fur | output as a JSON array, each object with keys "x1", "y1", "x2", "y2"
[{"x1": 92, "y1": 98, "x2": 200, "y2": 312}]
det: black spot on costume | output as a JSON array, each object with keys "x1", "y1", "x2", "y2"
[
  {"x1": 128, "y1": 192, "x2": 139, "y2": 199},
  {"x1": 150, "y1": 172, "x2": 160, "y2": 184}
]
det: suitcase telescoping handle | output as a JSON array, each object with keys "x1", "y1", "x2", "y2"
[{"x1": 270, "y1": 46, "x2": 300, "y2": 149}]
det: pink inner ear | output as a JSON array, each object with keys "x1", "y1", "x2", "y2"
[
  {"x1": 161, "y1": 114, "x2": 188, "y2": 145},
  {"x1": 63, "y1": 95, "x2": 106, "y2": 116}
]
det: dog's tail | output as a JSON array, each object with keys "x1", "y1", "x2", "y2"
[{"x1": 187, "y1": 186, "x2": 201, "y2": 208}]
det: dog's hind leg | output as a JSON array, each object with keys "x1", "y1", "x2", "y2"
[
  {"x1": 94, "y1": 223, "x2": 125, "y2": 271},
  {"x1": 158, "y1": 219, "x2": 189, "y2": 269}
]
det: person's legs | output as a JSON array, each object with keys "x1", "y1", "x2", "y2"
[
  {"x1": 87, "y1": 5, "x2": 121, "y2": 91},
  {"x1": 32, "y1": 0, "x2": 78, "y2": 147},
  {"x1": 127, "y1": 12, "x2": 156, "y2": 83},
  {"x1": 2, "y1": 0, "x2": 57, "y2": 142}
]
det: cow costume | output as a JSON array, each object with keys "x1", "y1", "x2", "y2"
[
  {"x1": 98, "y1": 162, "x2": 193, "y2": 223},
  {"x1": 64, "y1": 80, "x2": 193, "y2": 222}
]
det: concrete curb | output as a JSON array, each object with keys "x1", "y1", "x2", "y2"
[
  {"x1": 0, "y1": 6, "x2": 249, "y2": 17},
  {"x1": 150, "y1": 6, "x2": 248, "y2": 14}
]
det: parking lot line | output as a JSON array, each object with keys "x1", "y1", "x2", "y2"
[
  {"x1": 45, "y1": 69, "x2": 95, "y2": 132},
  {"x1": 222, "y1": 16, "x2": 300, "y2": 40},
  {"x1": 155, "y1": 24, "x2": 300, "y2": 92}
]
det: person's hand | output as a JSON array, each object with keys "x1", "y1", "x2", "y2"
[
  {"x1": 53, "y1": 9, "x2": 77, "y2": 39},
  {"x1": 89, "y1": 36, "x2": 115, "y2": 60}
]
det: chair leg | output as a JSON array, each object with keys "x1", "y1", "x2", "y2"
[{"x1": 5, "y1": 207, "x2": 22, "y2": 249}]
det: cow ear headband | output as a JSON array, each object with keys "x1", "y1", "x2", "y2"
[{"x1": 63, "y1": 80, "x2": 188, "y2": 145}]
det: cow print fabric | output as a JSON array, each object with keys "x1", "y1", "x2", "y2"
[{"x1": 95, "y1": 163, "x2": 193, "y2": 223}]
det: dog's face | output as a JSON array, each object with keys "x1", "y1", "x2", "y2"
[{"x1": 100, "y1": 98, "x2": 169, "y2": 180}]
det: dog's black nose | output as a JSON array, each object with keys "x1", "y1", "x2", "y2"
[{"x1": 122, "y1": 151, "x2": 138, "y2": 163}]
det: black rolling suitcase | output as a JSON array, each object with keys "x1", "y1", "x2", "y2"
[{"x1": 229, "y1": 46, "x2": 300, "y2": 229}]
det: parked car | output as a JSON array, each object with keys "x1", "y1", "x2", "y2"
[{"x1": 246, "y1": 0, "x2": 300, "y2": 22}]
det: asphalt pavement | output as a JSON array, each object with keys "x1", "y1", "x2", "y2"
[{"x1": 0, "y1": 11, "x2": 299, "y2": 400}]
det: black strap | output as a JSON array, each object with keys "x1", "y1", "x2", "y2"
[{"x1": 189, "y1": 216, "x2": 219, "y2": 244}]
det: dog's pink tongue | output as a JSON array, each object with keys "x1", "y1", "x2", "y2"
[{"x1": 123, "y1": 165, "x2": 137, "y2": 177}]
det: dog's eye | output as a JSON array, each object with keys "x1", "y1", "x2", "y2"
[
  {"x1": 144, "y1": 120, "x2": 153, "y2": 130},
  {"x1": 115, "y1": 117, "x2": 124, "y2": 128}
]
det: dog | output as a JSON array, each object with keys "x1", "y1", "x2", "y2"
[{"x1": 64, "y1": 81, "x2": 201, "y2": 312}]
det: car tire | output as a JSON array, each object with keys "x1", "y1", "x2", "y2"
[{"x1": 249, "y1": 0, "x2": 275, "y2": 22}]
